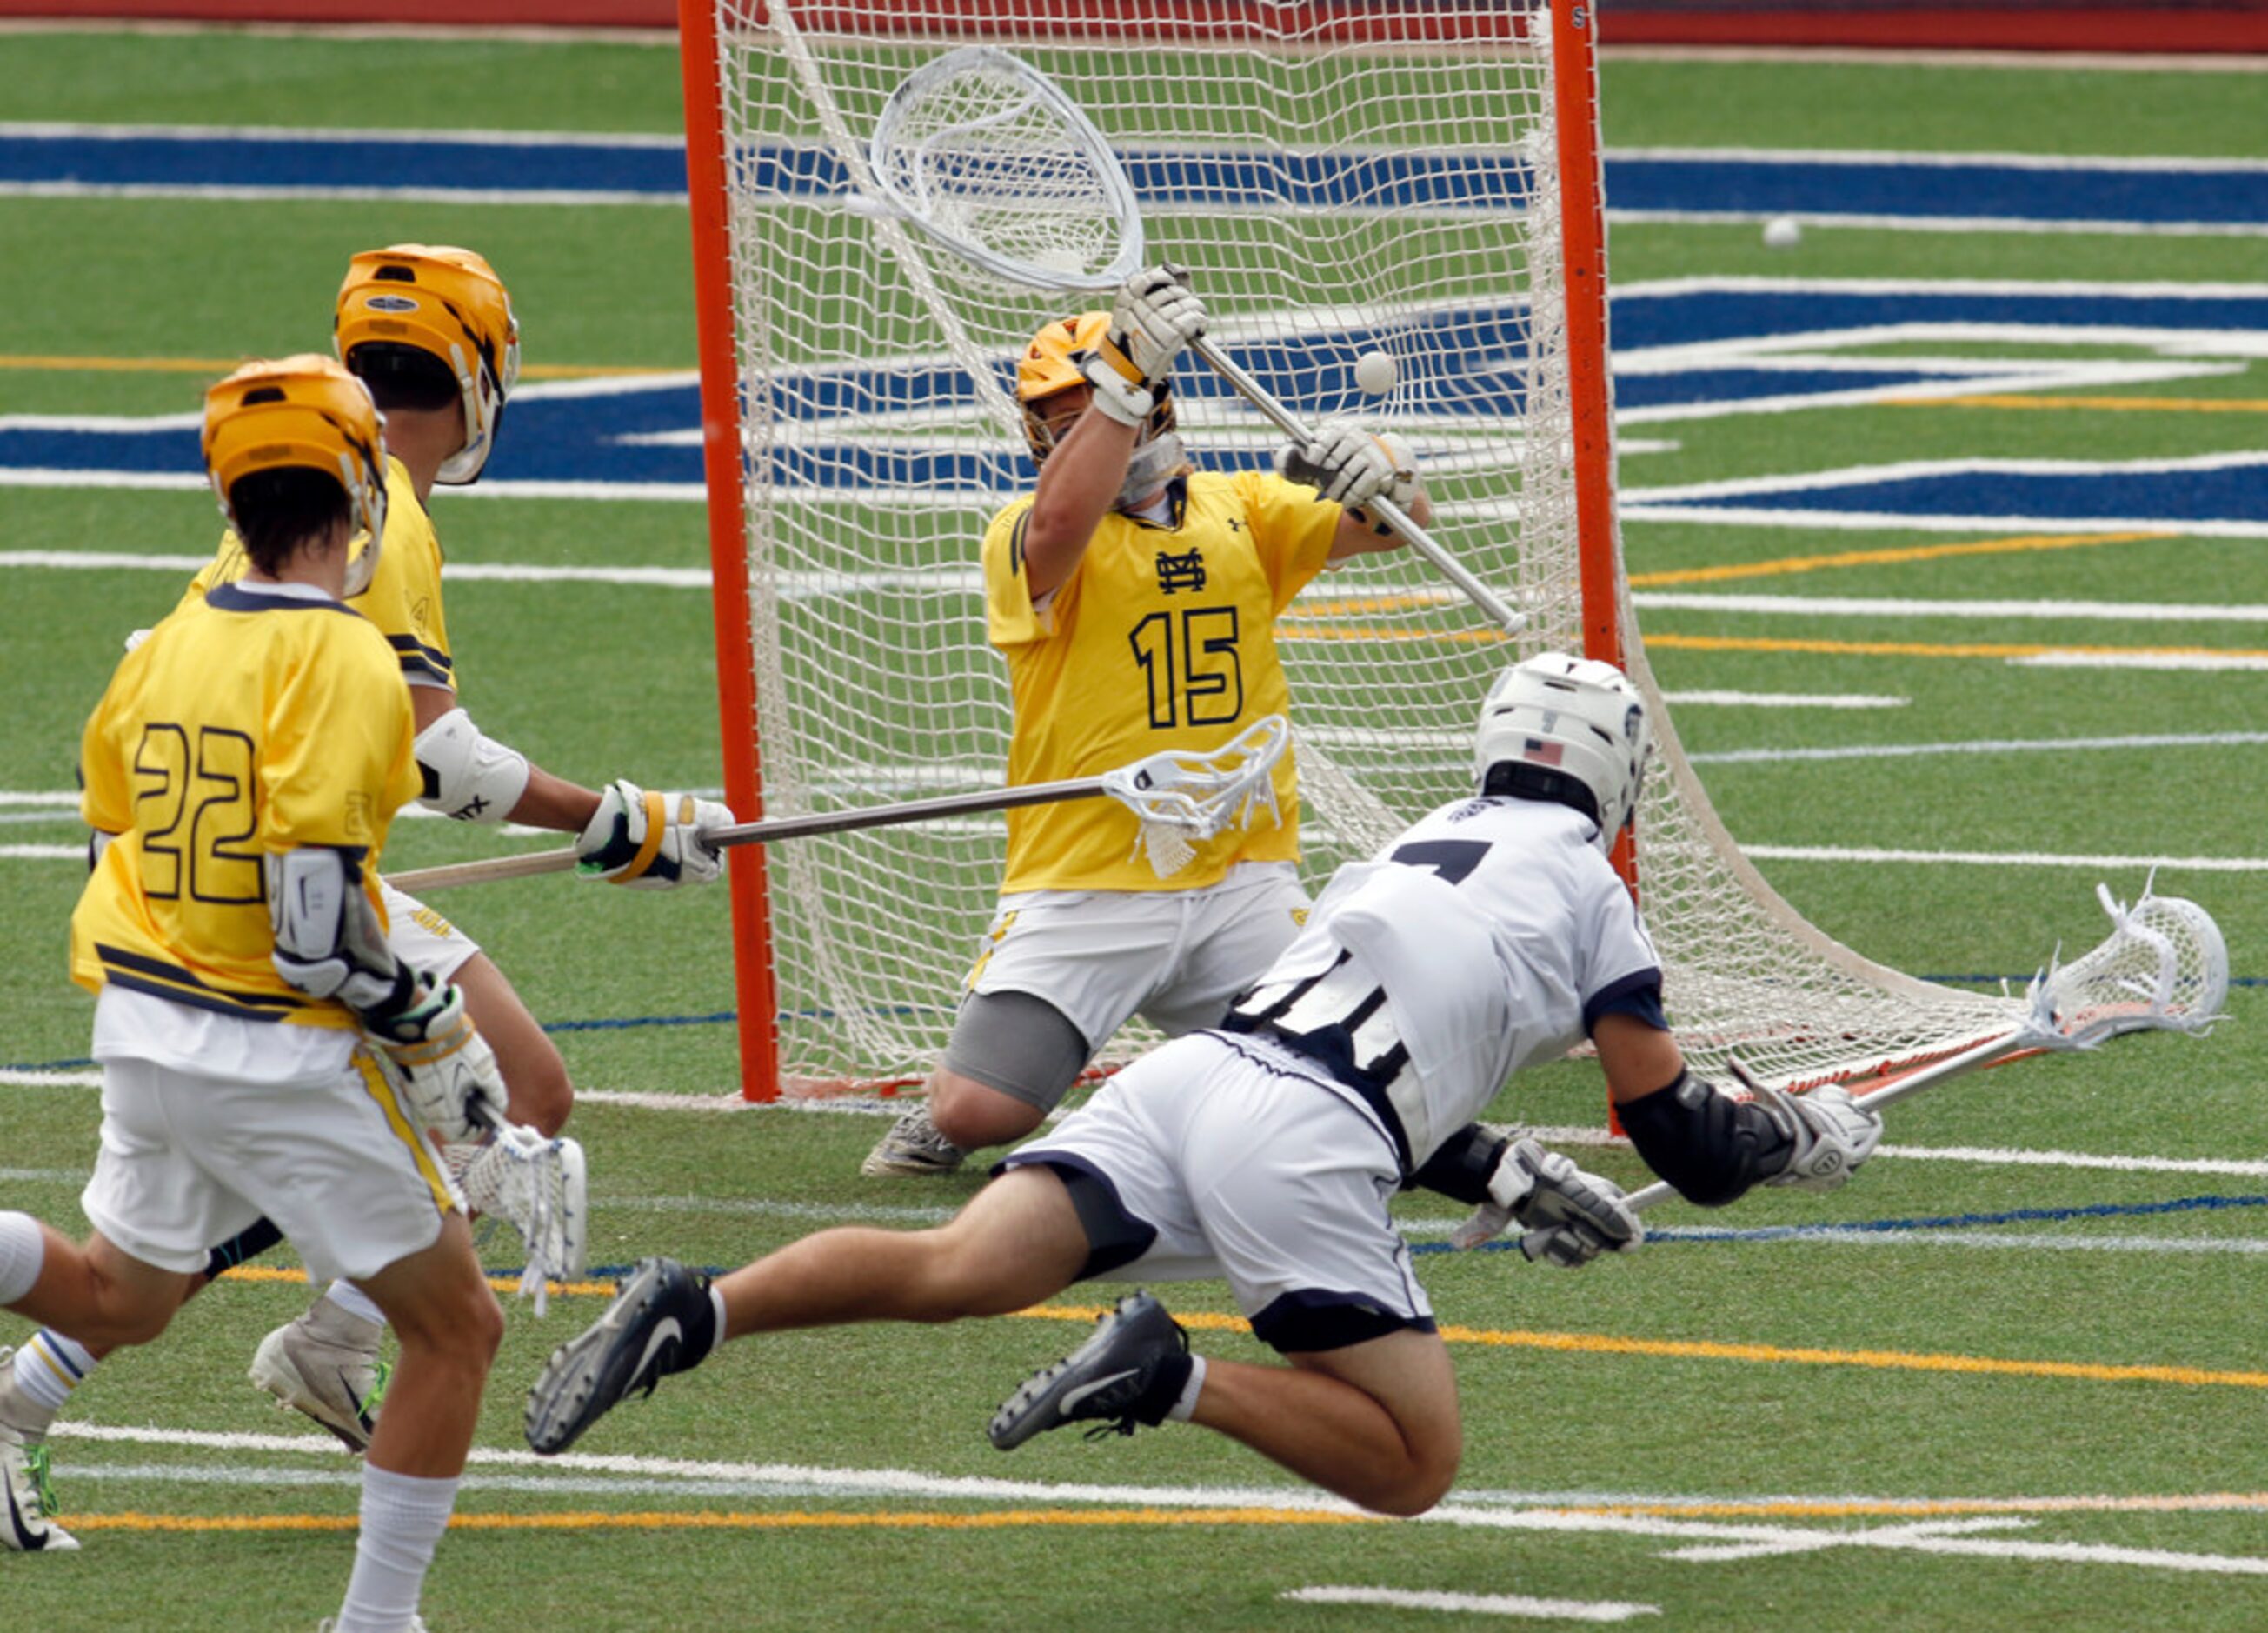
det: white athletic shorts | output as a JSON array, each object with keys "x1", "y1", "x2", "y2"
[
  {"x1": 965, "y1": 862, "x2": 1308, "y2": 1048},
  {"x1": 1002, "y1": 1028, "x2": 1435, "y2": 1354},
  {"x1": 81, "y1": 986, "x2": 459, "y2": 1285},
  {"x1": 379, "y1": 878, "x2": 480, "y2": 983}
]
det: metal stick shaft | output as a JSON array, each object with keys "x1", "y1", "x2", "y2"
[
  {"x1": 385, "y1": 776, "x2": 1110, "y2": 894},
  {"x1": 1189, "y1": 334, "x2": 1525, "y2": 634}
]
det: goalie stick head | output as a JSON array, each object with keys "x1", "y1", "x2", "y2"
[
  {"x1": 1475, "y1": 652, "x2": 1650, "y2": 851},
  {"x1": 203, "y1": 354, "x2": 389, "y2": 597},
  {"x1": 1015, "y1": 310, "x2": 1178, "y2": 469},
  {"x1": 336, "y1": 243, "x2": 520, "y2": 486}
]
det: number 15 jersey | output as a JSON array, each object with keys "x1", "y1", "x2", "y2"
[
  {"x1": 981, "y1": 469, "x2": 1339, "y2": 895},
  {"x1": 72, "y1": 582, "x2": 422, "y2": 1030}
]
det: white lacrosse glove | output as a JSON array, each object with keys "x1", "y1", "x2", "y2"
[
  {"x1": 449, "y1": 1128, "x2": 587, "y2": 1315},
  {"x1": 575, "y1": 779, "x2": 733, "y2": 889},
  {"x1": 367, "y1": 978, "x2": 509, "y2": 1146},
  {"x1": 1276, "y1": 419, "x2": 1419, "y2": 516},
  {"x1": 1754, "y1": 1083, "x2": 1883, "y2": 1192},
  {"x1": 1449, "y1": 1136, "x2": 1644, "y2": 1269},
  {"x1": 1080, "y1": 263, "x2": 1205, "y2": 429}
]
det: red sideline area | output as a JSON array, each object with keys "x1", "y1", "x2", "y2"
[{"x1": 4, "y1": 1, "x2": 2265, "y2": 52}]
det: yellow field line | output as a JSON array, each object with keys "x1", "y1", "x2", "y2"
[
  {"x1": 1644, "y1": 632, "x2": 2268, "y2": 662},
  {"x1": 1028, "y1": 1303, "x2": 2268, "y2": 1390},
  {"x1": 1627, "y1": 529, "x2": 2169, "y2": 588},
  {"x1": 0, "y1": 353, "x2": 659, "y2": 380},
  {"x1": 217, "y1": 1274, "x2": 2268, "y2": 1394},
  {"x1": 1891, "y1": 394, "x2": 2268, "y2": 415},
  {"x1": 68, "y1": 1505, "x2": 1367, "y2": 1536}
]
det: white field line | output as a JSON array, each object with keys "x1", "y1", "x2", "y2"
[
  {"x1": 1614, "y1": 210, "x2": 2268, "y2": 239},
  {"x1": 1661, "y1": 690, "x2": 1908, "y2": 709},
  {"x1": 43, "y1": 1424, "x2": 2268, "y2": 1576},
  {"x1": 2011, "y1": 652, "x2": 2268, "y2": 671},
  {"x1": 1620, "y1": 504, "x2": 2268, "y2": 542},
  {"x1": 1284, "y1": 1586, "x2": 1658, "y2": 1622},
  {"x1": 1634, "y1": 593, "x2": 2268, "y2": 623},
  {"x1": 1686, "y1": 730, "x2": 2268, "y2": 765},
  {"x1": 1744, "y1": 844, "x2": 2268, "y2": 871}
]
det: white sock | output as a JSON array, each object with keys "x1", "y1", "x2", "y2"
[
  {"x1": 707, "y1": 1285, "x2": 730, "y2": 1360},
  {"x1": 15, "y1": 1330, "x2": 96, "y2": 1413},
  {"x1": 1166, "y1": 1354, "x2": 1207, "y2": 1423},
  {"x1": 333, "y1": 1464, "x2": 459, "y2": 1633},
  {"x1": 324, "y1": 1280, "x2": 388, "y2": 1328},
  {"x1": 0, "y1": 1212, "x2": 44, "y2": 1306}
]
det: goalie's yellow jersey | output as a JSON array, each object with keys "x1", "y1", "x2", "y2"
[
  {"x1": 183, "y1": 456, "x2": 456, "y2": 692},
  {"x1": 982, "y1": 469, "x2": 1339, "y2": 893},
  {"x1": 72, "y1": 581, "x2": 422, "y2": 1028}
]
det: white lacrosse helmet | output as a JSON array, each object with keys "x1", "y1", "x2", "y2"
[{"x1": 1474, "y1": 652, "x2": 1650, "y2": 850}]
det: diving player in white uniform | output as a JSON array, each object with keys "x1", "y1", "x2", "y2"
[{"x1": 521, "y1": 654, "x2": 1885, "y2": 1516}]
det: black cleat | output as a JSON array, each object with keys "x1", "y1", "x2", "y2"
[
  {"x1": 524, "y1": 1256, "x2": 708, "y2": 1456},
  {"x1": 988, "y1": 1290, "x2": 1189, "y2": 1450}
]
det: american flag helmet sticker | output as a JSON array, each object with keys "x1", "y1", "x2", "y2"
[{"x1": 1521, "y1": 737, "x2": 1564, "y2": 766}]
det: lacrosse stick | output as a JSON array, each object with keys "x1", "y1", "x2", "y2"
[
  {"x1": 867, "y1": 44, "x2": 1525, "y2": 637},
  {"x1": 1624, "y1": 884, "x2": 2230, "y2": 1216},
  {"x1": 385, "y1": 715, "x2": 1290, "y2": 894}
]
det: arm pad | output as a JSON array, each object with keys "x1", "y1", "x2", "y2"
[
  {"x1": 1616, "y1": 1068, "x2": 1795, "y2": 1209},
  {"x1": 414, "y1": 705, "x2": 531, "y2": 825},
  {"x1": 1407, "y1": 1123, "x2": 1513, "y2": 1207},
  {"x1": 265, "y1": 847, "x2": 416, "y2": 1023}
]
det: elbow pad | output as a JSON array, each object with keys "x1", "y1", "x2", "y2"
[
  {"x1": 414, "y1": 706, "x2": 530, "y2": 825},
  {"x1": 1617, "y1": 1069, "x2": 1794, "y2": 1209},
  {"x1": 265, "y1": 847, "x2": 416, "y2": 1023}
]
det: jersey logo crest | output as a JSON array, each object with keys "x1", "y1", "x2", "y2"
[{"x1": 1154, "y1": 548, "x2": 1207, "y2": 595}]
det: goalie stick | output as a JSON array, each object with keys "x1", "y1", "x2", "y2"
[
  {"x1": 1624, "y1": 885, "x2": 2230, "y2": 1216},
  {"x1": 865, "y1": 43, "x2": 1526, "y2": 637},
  {"x1": 385, "y1": 715, "x2": 1291, "y2": 895}
]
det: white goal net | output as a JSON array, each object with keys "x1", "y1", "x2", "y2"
[{"x1": 687, "y1": 0, "x2": 2022, "y2": 1096}]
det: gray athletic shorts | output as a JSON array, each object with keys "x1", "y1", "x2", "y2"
[
  {"x1": 944, "y1": 861, "x2": 1308, "y2": 1110},
  {"x1": 1001, "y1": 1028, "x2": 1436, "y2": 1354}
]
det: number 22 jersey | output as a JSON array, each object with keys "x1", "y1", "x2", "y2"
[{"x1": 72, "y1": 581, "x2": 421, "y2": 1030}]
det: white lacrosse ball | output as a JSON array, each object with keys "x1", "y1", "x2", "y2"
[
  {"x1": 1353, "y1": 350, "x2": 1400, "y2": 393},
  {"x1": 1763, "y1": 215, "x2": 1803, "y2": 250}
]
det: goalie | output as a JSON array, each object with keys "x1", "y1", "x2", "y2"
[
  {"x1": 864, "y1": 262, "x2": 1429, "y2": 1178},
  {"x1": 524, "y1": 655, "x2": 1884, "y2": 1517}
]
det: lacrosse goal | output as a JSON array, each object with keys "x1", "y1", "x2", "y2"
[{"x1": 680, "y1": 0, "x2": 2022, "y2": 1101}]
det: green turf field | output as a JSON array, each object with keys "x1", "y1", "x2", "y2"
[{"x1": 1, "y1": 23, "x2": 2263, "y2": 1632}]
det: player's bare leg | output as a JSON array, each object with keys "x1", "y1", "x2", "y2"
[
  {"x1": 1189, "y1": 1330, "x2": 1463, "y2": 1516},
  {"x1": 526, "y1": 1168, "x2": 1091, "y2": 1453},
  {"x1": 0, "y1": 1222, "x2": 192, "y2": 1553},
  {"x1": 327, "y1": 1212, "x2": 502, "y2": 1631}
]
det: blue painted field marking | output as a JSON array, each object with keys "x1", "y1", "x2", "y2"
[{"x1": 4, "y1": 126, "x2": 2265, "y2": 231}]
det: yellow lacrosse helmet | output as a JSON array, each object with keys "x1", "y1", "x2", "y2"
[
  {"x1": 335, "y1": 243, "x2": 520, "y2": 485},
  {"x1": 202, "y1": 353, "x2": 388, "y2": 594},
  {"x1": 1015, "y1": 310, "x2": 1174, "y2": 465}
]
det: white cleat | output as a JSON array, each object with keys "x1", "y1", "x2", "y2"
[
  {"x1": 249, "y1": 1298, "x2": 388, "y2": 1452},
  {"x1": 0, "y1": 1347, "x2": 76, "y2": 1552}
]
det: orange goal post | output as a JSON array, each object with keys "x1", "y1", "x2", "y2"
[{"x1": 678, "y1": 0, "x2": 2024, "y2": 1102}]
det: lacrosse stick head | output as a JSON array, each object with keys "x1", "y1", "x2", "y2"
[
  {"x1": 869, "y1": 45, "x2": 1145, "y2": 295},
  {"x1": 2027, "y1": 884, "x2": 2228, "y2": 1049},
  {"x1": 1101, "y1": 714, "x2": 1292, "y2": 879}
]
